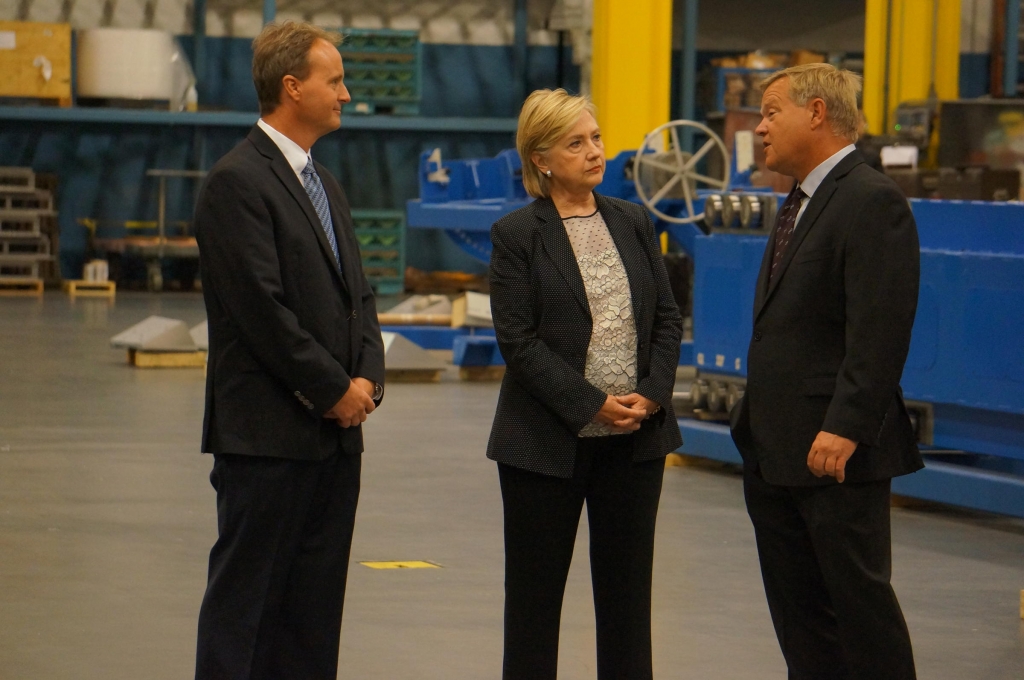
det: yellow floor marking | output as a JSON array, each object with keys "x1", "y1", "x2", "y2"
[{"x1": 359, "y1": 560, "x2": 441, "y2": 570}]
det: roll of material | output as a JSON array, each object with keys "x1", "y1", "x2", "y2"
[{"x1": 77, "y1": 28, "x2": 176, "y2": 100}]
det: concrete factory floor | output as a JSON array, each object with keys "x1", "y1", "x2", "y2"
[{"x1": 1, "y1": 292, "x2": 1022, "y2": 679}]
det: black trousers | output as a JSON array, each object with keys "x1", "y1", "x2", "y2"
[
  {"x1": 195, "y1": 449, "x2": 361, "y2": 680},
  {"x1": 498, "y1": 435, "x2": 665, "y2": 680},
  {"x1": 744, "y1": 468, "x2": 916, "y2": 680}
]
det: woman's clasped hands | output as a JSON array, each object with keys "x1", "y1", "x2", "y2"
[{"x1": 593, "y1": 393, "x2": 660, "y2": 433}]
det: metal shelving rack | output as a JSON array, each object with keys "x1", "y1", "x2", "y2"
[{"x1": 0, "y1": 106, "x2": 516, "y2": 132}]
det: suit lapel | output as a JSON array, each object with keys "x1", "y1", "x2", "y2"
[
  {"x1": 754, "y1": 152, "x2": 863, "y2": 321},
  {"x1": 596, "y1": 193, "x2": 647, "y2": 324},
  {"x1": 534, "y1": 198, "x2": 590, "y2": 315},
  {"x1": 248, "y1": 127, "x2": 347, "y2": 290},
  {"x1": 753, "y1": 225, "x2": 776, "y2": 315},
  {"x1": 320, "y1": 169, "x2": 360, "y2": 297}
]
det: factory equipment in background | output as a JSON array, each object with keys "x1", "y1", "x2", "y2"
[
  {"x1": 878, "y1": 98, "x2": 1024, "y2": 201},
  {"x1": 406, "y1": 120, "x2": 1024, "y2": 519}
]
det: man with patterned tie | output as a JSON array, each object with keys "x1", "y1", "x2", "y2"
[
  {"x1": 193, "y1": 21, "x2": 385, "y2": 680},
  {"x1": 729, "y1": 64, "x2": 921, "y2": 680}
]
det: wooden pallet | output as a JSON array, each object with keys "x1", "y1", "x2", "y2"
[
  {"x1": 0, "y1": 167, "x2": 35, "y2": 192},
  {"x1": 459, "y1": 365, "x2": 505, "y2": 382},
  {"x1": 0, "y1": 277, "x2": 43, "y2": 296},
  {"x1": 64, "y1": 279, "x2": 116, "y2": 298},
  {"x1": 691, "y1": 408, "x2": 731, "y2": 422},
  {"x1": 128, "y1": 349, "x2": 207, "y2": 368},
  {"x1": 385, "y1": 368, "x2": 443, "y2": 383}
]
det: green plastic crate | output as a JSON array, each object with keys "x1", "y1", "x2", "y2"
[
  {"x1": 352, "y1": 209, "x2": 405, "y2": 295},
  {"x1": 337, "y1": 29, "x2": 421, "y2": 116}
]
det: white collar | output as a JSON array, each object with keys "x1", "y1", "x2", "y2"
[
  {"x1": 257, "y1": 118, "x2": 311, "y2": 180},
  {"x1": 799, "y1": 144, "x2": 856, "y2": 198}
]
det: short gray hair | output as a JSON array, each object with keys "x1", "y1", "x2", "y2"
[{"x1": 762, "y1": 63, "x2": 862, "y2": 142}]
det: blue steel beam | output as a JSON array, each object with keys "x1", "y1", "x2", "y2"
[
  {"x1": 263, "y1": 0, "x2": 276, "y2": 25},
  {"x1": 676, "y1": 418, "x2": 1024, "y2": 519},
  {"x1": 513, "y1": 0, "x2": 528, "y2": 107},
  {"x1": 193, "y1": 0, "x2": 206, "y2": 97},
  {"x1": 1005, "y1": 0, "x2": 1021, "y2": 97},
  {"x1": 679, "y1": 0, "x2": 698, "y2": 122}
]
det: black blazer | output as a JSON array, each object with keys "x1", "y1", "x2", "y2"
[
  {"x1": 195, "y1": 126, "x2": 385, "y2": 461},
  {"x1": 730, "y1": 151, "x2": 924, "y2": 485},
  {"x1": 487, "y1": 194, "x2": 683, "y2": 478}
]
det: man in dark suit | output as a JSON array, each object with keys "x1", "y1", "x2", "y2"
[
  {"x1": 193, "y1": 22, "x2": 385, "y2": 680},
  {"x1": 730, "y1": 64, "x2": 922, "y2": 680}
]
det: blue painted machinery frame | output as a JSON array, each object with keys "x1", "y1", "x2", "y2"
[{"x1": 406, "y1": 148, "x2": 1024, "y2": 518}]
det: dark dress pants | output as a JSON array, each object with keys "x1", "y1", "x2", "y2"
[
  {"x1": 195, "y1": 449, "x2": 361, "y2": 680},
  {"x1": 498, "y1": 435, "x2": 665, "y2": 680},
  {"x1": 743, "y1": 468, "x2": 916, "y2": 680}
]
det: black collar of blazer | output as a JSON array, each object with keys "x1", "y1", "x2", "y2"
[
  {"x1": 246, "y1": 125, "x2": 348, "y2": 292},
  {"x1": 755, "y1": 149, "x2": 865, "y2": 321},
  {"x1": 530, "y1": 192, "x2": 648, "y2": 323}
]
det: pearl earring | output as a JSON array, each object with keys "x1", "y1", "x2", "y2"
[{"x1": 545, "y1": 170, "x2": 552, "y2": 177}]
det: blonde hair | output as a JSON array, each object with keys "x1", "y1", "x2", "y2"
[
  {"x1": 761, "y1": 63, "x2": 863, "y2": 142},
  {"x1": 516, "y1": 89, "x2": 598, "y2": 198},
  {"x1": 252, "y1": 22, "x2": 342, "y2": 115}
]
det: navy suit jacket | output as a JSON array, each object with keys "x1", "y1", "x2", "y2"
[
  {"x1": 196, "y1": 126, "x2": 385, "y2": 460},
  {"x1": 730, "y1": 151, "x2": 924, "y2": 485}
]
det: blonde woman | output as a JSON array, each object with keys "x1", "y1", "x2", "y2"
[{"x1": 487, "y1": 88, "x2": 683, "y2": 679}]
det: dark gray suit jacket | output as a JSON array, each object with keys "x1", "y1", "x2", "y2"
[
  {"x1": 487, "y1": 193, "x2": 683, "y2": 478},
  {"x1": 196, "y1": 126, "x2": 385, "y2": 461},
  {"x1": 730, "y1": 151, "x2": 924, "y2": 485}
]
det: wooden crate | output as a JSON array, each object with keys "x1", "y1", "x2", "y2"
[
  {"x1": 64, "y1": 279, "x2": 116, "y2": 298},
  {"x1": 128, "y1": 349, "x2": 207, "y2": 368},
  {"x1": 385, "y1": 368, "x2": 443, "y2": 383},
  {"x1": 0, "y1": 277, "x2": 43, "y2": 296},
  {"x1": 458, "y1": 366, "x2": 505, "y2": 382},
  {"x1": 0, "y1": 21, "x2": 72, "y2": 105}
]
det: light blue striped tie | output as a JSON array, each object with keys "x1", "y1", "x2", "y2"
[{"x1": 301, "y1": 158, "x2": 341, "y2": 270}]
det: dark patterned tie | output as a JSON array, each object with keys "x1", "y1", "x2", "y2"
[
  {"x1": 769, "y1": 185, "x2": 808, "y2": 283},
  {"x1": 301, "y1": 158, "x2": 342, "y2": 270}
]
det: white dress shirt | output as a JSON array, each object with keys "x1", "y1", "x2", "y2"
[
  {"x1": 795, "y1": 144, "x2": 856, "y2": 227},
  {"x1": 255, "y1": 120, "x2": 383, "y2": 402},
  {"x1": 257, "y1": 118, "x2": 311, "y2": 183}
]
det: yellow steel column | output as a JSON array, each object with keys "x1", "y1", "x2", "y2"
[
  {"x1": 591, "y1": 0, "x2": 673, "y2": 157},
  {"x1": 864, "y1": 0, "x2": 961, "y2": 135}
]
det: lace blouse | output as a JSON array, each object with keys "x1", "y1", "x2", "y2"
[{"x1": 563, "y1": 210, "x2": 639, "y2": 438}]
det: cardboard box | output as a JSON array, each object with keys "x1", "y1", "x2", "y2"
[
  {"x1": 0, "y1": 21, "x2": 72, "y2": 104},
  {"x1": 790, "y1": 49, "x2": 826, "y2": 66}
]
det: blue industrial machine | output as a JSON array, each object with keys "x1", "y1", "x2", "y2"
[
  {"x1": 686, "y1": 200, "x2": 1024, "y2": 518},
  {"x1": 406, "y1": 138, "x2": 1024, "y2": 519}
]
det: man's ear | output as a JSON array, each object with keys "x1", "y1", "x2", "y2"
[
  {"x1": 282, "y1": 75, "x2": 302, "y2": 103},
  {"x1": 808, "y1": 98, "x2": 827, "y2": 131}
]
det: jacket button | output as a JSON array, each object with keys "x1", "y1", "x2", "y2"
[{"x1": 754, "y1": 331, "x2": 763, "y2": 341}]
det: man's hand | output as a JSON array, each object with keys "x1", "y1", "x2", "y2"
[
  {"x1": 615, "y1": 393, "x2": 659, "y2": 420},
  {"x1": 323, "y1": 381, "x2": 376, "y2": 428},
  {"x1": 351, "y1": 377, "x2": 377, "y2": 399},
  {"x1": 594, "y1": 395, "x2": 646, "y2": 433},
  {"x1": 807, "y1": 431, "x2": 858, "y2": 483}
]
